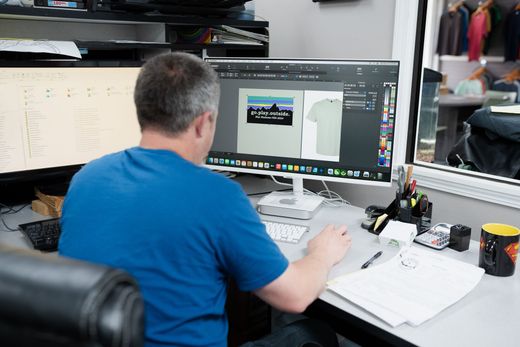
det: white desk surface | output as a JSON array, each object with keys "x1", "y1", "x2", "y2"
[
  {"x1": 1, "y1": 177, "x2": 519, "y2": 347},
  {"x1": 255, "y1": 198, "x2": 520, "y2": 347}
]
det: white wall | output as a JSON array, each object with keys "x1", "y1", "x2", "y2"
[
  {"x1": 255, "y1": 0, "x2": 395, "y2": 59},
  {"x1": 256, "y1": 0, "x2": 520, "y2": 239}
]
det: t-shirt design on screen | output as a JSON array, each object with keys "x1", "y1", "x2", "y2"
[
  {"x1": 237, "y1": 88, "x2": 304, "y2": 158},
  {"x1": 246, "y1": 95, "x2": 294, "y2": 126},
  {"x1": 301, "y1": 90, "x2": 344, "y2": 162}
]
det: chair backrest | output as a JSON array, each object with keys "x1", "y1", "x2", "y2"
[{"x1": 0, "y1": 245, "x2": 145, "y2": 347}]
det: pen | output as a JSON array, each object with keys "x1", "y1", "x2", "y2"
[{"x1": 361, "y1": 251, "x2": 383, "y2": 269}]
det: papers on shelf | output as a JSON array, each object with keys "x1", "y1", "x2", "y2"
[
  {"x1": 0, "y1": 39, "x2": 81, "y2": 58},
  {"x1": 219, "y1": 25, "x2": 269, "y2": 42},
  {"x1": 490, "y1": 105, "x2": 520, "y2": 115},
  {"x1": 328, "y1": 246, "x2": 484, "y2": 327},
  {"x1": 211, "y1": 25, "x2": 268, "y2": 45}
]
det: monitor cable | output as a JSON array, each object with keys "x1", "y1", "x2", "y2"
[{"x1": 0, "y1": 203, "x2": 30, "y2": 232}]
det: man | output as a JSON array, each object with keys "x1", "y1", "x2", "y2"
[{"x1": 59, "y1": 52, "x2": 352, "y2": 347}]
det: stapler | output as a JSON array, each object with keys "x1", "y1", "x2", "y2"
[{"x1": 361, "y1": 205, "x2": 386, "y2": 230}]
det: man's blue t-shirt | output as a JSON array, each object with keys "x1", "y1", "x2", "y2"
[{"x1": 59, "y1": 147, "x2": 289, "y2": 347}]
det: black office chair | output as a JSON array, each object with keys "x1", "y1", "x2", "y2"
[{"x1": 0, "y1": 245, "x2": 145, "y2": 347}]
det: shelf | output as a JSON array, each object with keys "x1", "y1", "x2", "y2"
[
  {"x1": 74, "y1": 40, "x2": 266, "y2": 51},
  {"x1": 75, "y1": 40, "x2": 171, "y2": 50},
  {"x1": 0, "y1": 6, "x2": 268, "y2": 28},
  {"x1": 439, "y1": 55, "x2": 505, "y2": 63},
  {"x1": 439, "y1": 94, "x2": 484, "y2": 107}
]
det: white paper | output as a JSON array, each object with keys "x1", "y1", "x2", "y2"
[
  {"x1": 329, "y1": 280, "x2": 407, "y2": 327},
  {"x1": 0, "y1": 39, "x2": 81, "y2": 58},
  {"x1": 328, "y1": 246, "x2": 484, "y2": 327},
  {"x1": 490, "y1": 105, "x2": 520, "y2": 115}
]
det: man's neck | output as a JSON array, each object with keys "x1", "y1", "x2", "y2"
[{"x1": 139, "y1": 129, "x2": 200, "y2": 164}]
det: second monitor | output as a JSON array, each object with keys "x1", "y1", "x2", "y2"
[{"x1": 206, "y1": 58, "x2": 399, "y2": 218}]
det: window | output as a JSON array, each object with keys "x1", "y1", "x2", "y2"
[{"x1": 395, "y1": 0, "x2": 520, "y2": 208}]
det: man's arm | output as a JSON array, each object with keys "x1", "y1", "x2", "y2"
[{"x1": 254, "y1": 224, "x2": 351, "y2": 313}]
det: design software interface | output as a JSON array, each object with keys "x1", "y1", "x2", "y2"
[
  {"x1": 206, "y1": 59, "x2": 399, "y2": 183},
  {"x1": 0, "y1": 67, "x2": 141, "y2": 177}
]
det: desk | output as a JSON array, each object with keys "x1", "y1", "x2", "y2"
[
  {"x1": 254, "y1": 198, "x2": 520, "y2": 347},
  {"x1": 2, "y1": 195, "x2": 519, "y2": 347}
]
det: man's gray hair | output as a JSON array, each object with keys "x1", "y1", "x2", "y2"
[{"x1": 134, "y1": 52, "x2": 220, "y2": 135}]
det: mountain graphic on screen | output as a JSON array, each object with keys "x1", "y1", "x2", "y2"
[{"x1": 247, "y1": 103, "x2": 293, "y2": 116}]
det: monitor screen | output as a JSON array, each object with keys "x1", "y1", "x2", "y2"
[
  {"x1": 205, "y1": 58, "x2": 399, "y2": 186},
  {"x1": 0, "y1": 64, "x2": 142, "y2": 182}
]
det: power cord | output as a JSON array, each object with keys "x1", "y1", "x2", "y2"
[{"x1": 0, "y1": 203, "x2": 30, "y2": 232}]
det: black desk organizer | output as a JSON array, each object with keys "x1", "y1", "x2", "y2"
[
  {"x1": 396, "y1": 197, "x2": 432, "y2": 235},
  {"x1": 368, "y1": 191, "x2": 432, "y2": 235}
]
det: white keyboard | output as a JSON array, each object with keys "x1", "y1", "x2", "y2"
[{"x1": 263, "y1": 221, "x2": 309, "y2": 244}]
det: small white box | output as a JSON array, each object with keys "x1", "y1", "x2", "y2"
[{"x1": 378, "y1": 220, "x2": 418, "y2": 248}]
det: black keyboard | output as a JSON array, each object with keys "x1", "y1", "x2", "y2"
[{"x1": 19, "y1": 218, "x2": 61, "y2": 252}]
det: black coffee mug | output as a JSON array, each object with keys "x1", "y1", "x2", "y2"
[{"x1": 479, "y1": 223, "x2": 520, "y2": 277}]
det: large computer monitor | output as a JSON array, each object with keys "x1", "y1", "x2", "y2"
[
  {"x1": 205, "y1": 58, "x2": 399, "y2": 218},
  {"x1": 0, "y1": 63, "x2": 142, "y2": 185}
]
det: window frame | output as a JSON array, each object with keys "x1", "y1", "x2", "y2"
[{"x1": 393, "y1": 0, "x2": 520, "y2": 209}]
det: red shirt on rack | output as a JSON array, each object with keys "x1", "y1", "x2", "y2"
[{"x1": 467, "y1": 11, "x2": 488, "y2": 61}]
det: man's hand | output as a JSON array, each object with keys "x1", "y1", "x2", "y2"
[
  {"x1": 255, "y1": 224, "x2": 352, "y2": 313},
  {"x1": 307, "y1": 224, "x2": 352, "y2": 268}
]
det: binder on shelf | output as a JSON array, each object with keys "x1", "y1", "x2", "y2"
[{"x1": 34, "y1": 0, "x2": 87, "y2": 10}]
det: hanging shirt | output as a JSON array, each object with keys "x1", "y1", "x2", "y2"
[
  {"x1": 483, "y1": 6, "x2": 502, "y2": 55},
  {"x1": 459, "y1": 6, "x2": 470, "y2": 53},
  {"x1": 306, "y1": 98, "x2": 343, "y2": 157},
  {"x1": 467, "y1": 11, "x2": 488, "y2": 61},
  {"x1": 454, "y1": 79, "x2": 485, "y2": 96},
  {"x1": 504, "y1": 9, "x2": 520, "y2": 61},
  {"x1": 437, "y1": 11, "x2": 462, "y2": 55}
]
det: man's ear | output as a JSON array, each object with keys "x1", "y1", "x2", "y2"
[{"x1": 193, "y1": 112, "x2": 212, "y2": 138}]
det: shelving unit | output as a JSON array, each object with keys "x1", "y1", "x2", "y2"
[
  {"x1": 0, "y1": 5, "x2": 268, "y2": 27},
  {"x1": 0, "y1": 5, "x2": 269, "y2": 59}
]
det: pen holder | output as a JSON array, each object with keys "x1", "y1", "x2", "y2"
[{"x1": 395, "y1": 191, "x2": 432, "y2": 234}]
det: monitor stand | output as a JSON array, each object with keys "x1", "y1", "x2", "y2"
[{"x1": 256, "y1": 178, "x2": 324, "y2": 220}]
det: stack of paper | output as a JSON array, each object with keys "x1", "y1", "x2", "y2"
[
  {"x1": 328, "y1": 247, "x2": 484, "y2": 327},
  {"x1": 0, "y1": 39, "x2": 81, "y2": 59}
]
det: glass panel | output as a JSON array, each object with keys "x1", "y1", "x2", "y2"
[{"x1": 413, "y1": 0, "x2": 520, "y2": 182}]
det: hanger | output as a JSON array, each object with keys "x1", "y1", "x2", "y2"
[
  {"x1": 468, "y1": 59, "x2": 488, "y2": 80},
  {"x1": 468, "y1": 66, "x2": 487, "y2": 80},
  {"x1": 504, "y1": 68, "x2": 520, "y2": 82},
  {"x1": 475, "y1": 0, "x2": 493, "y2": 14},
  {"x1": 448, "y1": 0, "x2": 465, "y2": 13}
]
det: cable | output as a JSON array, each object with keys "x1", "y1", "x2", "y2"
[
  {"x1": 0, "y1": 203, "x2": 30, "y2": 232},
  {"x1": 269, "y1": 175, "x2": 293, "y2": 188},
  {"x1": 1, "y1": 215, "x2": 18, "y2": 232},
  {"x1": 1, "y1": 203, "x2": 30, "y2": 215}
]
